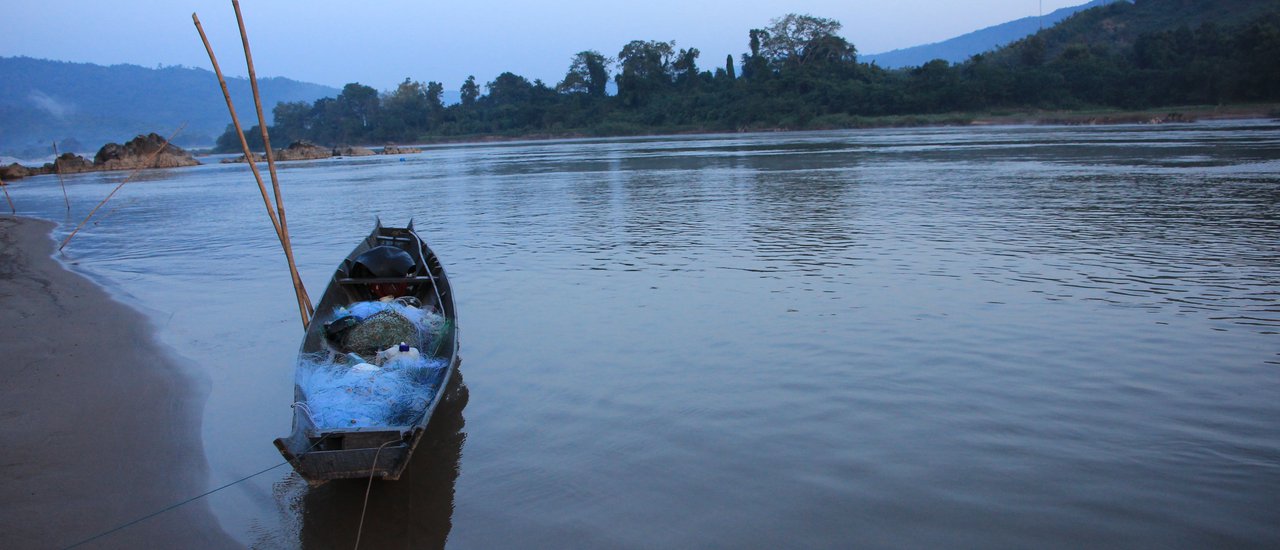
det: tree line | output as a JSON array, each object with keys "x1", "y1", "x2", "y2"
[{"x1": 216, "y1": 8, "x2": 1280, "y2": 151}]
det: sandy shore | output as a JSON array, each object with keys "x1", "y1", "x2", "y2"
[{"x1": 0, "y1": 217, "x2": 237, "y2": 548}]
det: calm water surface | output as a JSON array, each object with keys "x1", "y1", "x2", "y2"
[{"x1": 10, "y1": 122, "x2": 1280, "y2": 548}]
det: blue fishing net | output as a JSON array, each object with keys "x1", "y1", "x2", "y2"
[
  {"x1": 296, "y1": 353, "x2": 448, "y2": 428},
  {"x1": 296, "y1": 299, "x2": 452, "y2": 429}
]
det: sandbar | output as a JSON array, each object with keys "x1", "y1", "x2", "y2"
[{"x1": 0, "y1": 216, "x2": 237, "y2": 548}]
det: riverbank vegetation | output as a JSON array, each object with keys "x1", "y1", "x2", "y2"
[{"x1": 216, "y1": 0, "x2": 1280, "y2": 151}]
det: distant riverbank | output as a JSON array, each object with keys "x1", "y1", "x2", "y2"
[
  {"x1": 3, "y1": 103, "x2": 1276, "y2": 176},
  {"x1": 968, "y1": 103, "x2": 1280, "y2": 126},
  {"x1": 344, "y1": 102, "x2": 1280, "y2": 147}
]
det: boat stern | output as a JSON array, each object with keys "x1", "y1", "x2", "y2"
[{"x1": 274, "y1": 407, "x2": 421, "y2": 485}]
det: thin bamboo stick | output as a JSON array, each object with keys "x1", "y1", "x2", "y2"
[
  {"x1": 51, "y1": 142, "x2": 70, "y2": 210},
  {"x1": 59, "y1": 124, "x2": 186, "y2": 251},
  {"x1": 1, "y1": 177, "x2": 15, "y2": 215},
  {"x1": 193, "y1": 10, "x2": 312, "y2": 328},
  {"x1": 232, "y1": 0, "x2": 314, "y2": 319},
  {"x1": 192, "y1": 13, "x2": 284, "y2": 241}
]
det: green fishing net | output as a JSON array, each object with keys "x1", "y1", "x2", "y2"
[{"x1": 342, "y1": 308, "x2": 421, "y2": 358}]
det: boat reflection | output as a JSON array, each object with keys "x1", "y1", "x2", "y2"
[{"x1": 294, "y1": 370, "x2": 468, "y2": 549}]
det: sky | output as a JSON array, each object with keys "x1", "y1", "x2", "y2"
[{"x1": 3, "y1": 0, "x2": 1089, "y2": 93}]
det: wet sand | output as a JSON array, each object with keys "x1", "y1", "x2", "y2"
[{"x1": 0, "y1": 217, "x2": 237, "y2": 548}]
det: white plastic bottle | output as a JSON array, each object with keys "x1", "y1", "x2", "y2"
[{"x1": 376, "y1": 342, "x2": 421, "y2": 366}]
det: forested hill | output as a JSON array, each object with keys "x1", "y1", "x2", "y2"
[
  {"x1": 992, "y1": 0, "x2": 1280, "y2": 62},
  {"x1": 863, "y1": 0, "x2": 1118, "y2": 68},
  {"x1": 973, "y1": 0, "x2": 1280, "y2": 106},
  {"x1": 219, "y1": 0, "x2": 1277, "y2": 151},
  {"x1": 0, "y1": 57, "x2": 339, "y2": 158}
]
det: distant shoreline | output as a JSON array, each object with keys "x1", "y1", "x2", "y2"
[
  {"x1": 4, "y1": 103, "x2": 1277, "y2": 174},
  {"x1": 301, "y1": 102, "x2": 1280, "y2": 148},
  {"x1": 966, "y1": 103, "x2": 1280, "y2": 127}
]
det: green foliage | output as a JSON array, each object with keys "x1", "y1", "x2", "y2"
[
  {"x1": 460, "y1": 76, "x2": 480, "y2": 107},
  {"x1": 211, "y1": 4, "x2": 1280, "y2": 151},
  {"x1": 616, "y1": 40, "x2": 676, "y2": 106},
  {"x1": 760, "y1": 14, "x2": 855, "y2": 70},
  {"x1": 673, "y1": 48, "x2": 701, "y2": 89},
  {"x1": 558, "y1": 51, "x2": 611, "y2": 97}
]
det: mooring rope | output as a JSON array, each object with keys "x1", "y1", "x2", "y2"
[
  {"x1": 62, "y1": 461, "x2": 287, "y2": 549},
  {"x1": 353, "y1": 439, "x2": 397, "y2": 550},
  {"x1": 62, "y1": 434, "x2": 330, "y2": 550}
]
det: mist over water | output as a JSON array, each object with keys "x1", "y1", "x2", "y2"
[{"x1": 11, "y1": 121, "x2": 1279, "y2": 547}]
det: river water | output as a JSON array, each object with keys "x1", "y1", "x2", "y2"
[{"x1": 9, "y1": 121, "x2": 1280, "y2": 547}]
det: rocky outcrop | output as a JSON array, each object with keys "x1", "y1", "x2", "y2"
[
  {"x1": 0, "y1": 133, "x2": 200, "y2": 179},
  {"x1": 333, "y1": 146, "x2": 375, "y2": 157},
  {"x1": 93, "y1": 133, "x2": 199, "y2": 171},
  {"x1": 274, "y1": 140, "x2": 332, "y2": 161},
  {"x1": 380, "y1": 145, "x2": 422, "y2": 155},
  {"x1": 49, "y1": 153, "x2": 95, "y2": 174},
  {"x1": 1, "y1": 163, "x2": 34, "y2": 181},
  {"x1": 225, "y1": 140, "x2": 335, "y2": 162},
  {"x1": 220, "y1": 152, "x2": 264, "y2": 164},
  {"x1": 222, "y1": 140, "x2": 357, "y2": 163}
]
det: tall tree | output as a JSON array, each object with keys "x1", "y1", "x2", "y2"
[
  {"x1": 558, "y1": 50, "x2": 612, "y2": 97},
  {"x1": 380, "y1": 78, "x2": 431, "y2": 138},
  {"x1": 271, "y1": 100, "x2": 313, "y2": 144},
  {"x1": 485, "y1": 72, "x2": 535, "y2": 105},
  {"x1": 742, "y1": 29, "x2": 770, "y2": 79},
  {"x1": 426, "y1": 81, "x2": 445, "y2": 114},
  {"x1": 674, "y1": 47, "x2": 701, "y2": 87},
  {"x1": 616, "y1": 40, "x2": 676, "y2": 104},
  {"x1": 460, "y1": 75, "x2": 480, "y2": 106},
  {"x1": 759, "y1": 14, "x2": 852, "y2": 69},
  {"x1": 331, "y1": 83, "x2": 380, "y2": 143}
]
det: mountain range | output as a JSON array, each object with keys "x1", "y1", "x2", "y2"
[
  {"x1": 7, "y1": 0, "x2": 1258, "y2": 159},
  {"x1": 0, "y1": 57, "x2": 339, "y2": 159},
  {"x1": 862, "y1": 0, "x2": 1123, "y2": 68}
]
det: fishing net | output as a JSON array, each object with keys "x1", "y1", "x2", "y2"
[
  {"x1": 328, "y1": 299, "x2": 447, "y2": 359},
  {"x1": 296, "y1": 299, "x2": 453, "y2": 429},
  {"x1": 296, "y1": 352, "x2": 448, "y2": 429},
  {"x1": 343, "y1": 309, "x2": 420, "y2": 357}
]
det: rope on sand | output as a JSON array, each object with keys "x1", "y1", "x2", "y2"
[
  {"x1": 61, "y1": 460, "x2": 289, "y2": 549},
  {"x1": 62, "y1": 435, "x2": 330, "y2": 550}
]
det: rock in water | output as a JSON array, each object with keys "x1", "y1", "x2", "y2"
[
  {"x1": 333, "y1": 146, "x2": 375, "y2": 157},
  {"x1": 93, "y1": 133, "x2": 199, "y2": 171},
  {"x1": 380, "y1": 144, "x2": 422, "y2": 155},
  {"x1": 274, "y1": 140, "x2": 332, "y2": 161},
  {"x1": 50, "y1": 153, "x2": 94, "y2": 174},
  {"x1": 1, "y1": 163, "x2": 32, "y2": 180}
]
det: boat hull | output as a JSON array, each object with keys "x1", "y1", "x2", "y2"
[{"x1": 275, "y1": 221, "x2": 460, "y2": 485}]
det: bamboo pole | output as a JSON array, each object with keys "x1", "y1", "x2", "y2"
[
  {"x1": 193, "y1": 10, "x2": 312, "y2": 328},
  {"x1": 1, "y1": 177, "x2": 15, "y2": 215},
  {"x1": 232, "y1": 0, "x2": 314, "y2": 319},
  {"x1": 59, "y1": 124, "x2": 185, "y2": 251},
  {"x1": 51, "y1": 142, "x2": 70, "y2": 210},
  {"x1": 192, "y1": 14, "x2": 284, "y2": 241}
]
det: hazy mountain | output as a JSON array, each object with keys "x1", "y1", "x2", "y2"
[
  {"x1": 989, "y1": 0, "x2": 1280, "y2": 63},
  {"x1": 863, "y1": 0, "x2": 1124, "y2": 68},
  {"x1": 0, "y1": 56, "x2": 340, "y2": 158}
]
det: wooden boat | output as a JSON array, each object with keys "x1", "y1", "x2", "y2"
[{"x1": 274, "y1": 220, "x2": 460, "y2": 485}]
